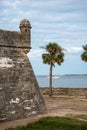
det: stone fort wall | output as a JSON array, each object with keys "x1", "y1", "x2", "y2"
[{"x1": 0, "y1": 19, "x2": 46, "y2": 122}]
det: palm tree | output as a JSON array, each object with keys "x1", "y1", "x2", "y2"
[
  {"x1": 81, "y1": 44, "x2": 87, "y2": 62},
  {"x1": 41, "y1": 42, "x2": 65, "y2": 96}
]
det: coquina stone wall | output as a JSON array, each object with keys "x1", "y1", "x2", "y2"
[
  {"x1": 40, "y1": 88, "x2": 87, "y2": 97},
  {"x1": 0, "y1": 19, "x2": 46, "y2": 122}
]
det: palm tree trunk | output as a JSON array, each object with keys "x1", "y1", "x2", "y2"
[{"x1": 49, "y1": 62, "x2": 53, "y2": 96}]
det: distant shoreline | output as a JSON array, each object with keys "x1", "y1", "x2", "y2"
[
  {"x1": 37, "y1": 74, "x2": 87, "y2": 76},
  {"x1": 37, "y1": 75, "x2": 87, "y2": 88},
  {"x1": 62, "y1": 74, "x2": 87, "y2": 76}
]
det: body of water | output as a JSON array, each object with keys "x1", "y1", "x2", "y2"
[{"x1": 36, "y1": 75, "x2": 87, "y2": 88}]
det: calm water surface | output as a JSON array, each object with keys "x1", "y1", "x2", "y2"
[{"x1": 36, "y1": 75, "x2": 87, "y2": 88}]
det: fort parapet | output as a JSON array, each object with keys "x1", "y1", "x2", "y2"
[{"x1": 0, "y1": 19, "x2": 46, "y2": 122}]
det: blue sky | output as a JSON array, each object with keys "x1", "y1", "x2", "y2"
[{"x1": 0, "y1": 0, "x2": 87, "y2": 75}]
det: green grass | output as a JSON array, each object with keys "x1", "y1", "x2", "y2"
[
  {"x1": 72, "y1": 114, "x2": 87, "y2": 121},
  {"x1": 6, "y1": 116, "x2": 87, "y2": 130},
  {"x1": 66, "y1": 114, "x2": 87, "y2": 121}
]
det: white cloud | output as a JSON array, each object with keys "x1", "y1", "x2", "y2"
[
  {"x1": 1, "y1": 0, "x2": 21, "y2": 8},
  {"x1": 65, "y1": 47, "x2": 82, "y2": 54},
  {"x1": 27, "y1": 46, "x2": 82, "y2": 60},
  {"x1": 28, "y1": 49, "x2": 45, "y2": 59},
  {"x1": 0, "y1": 0, "x2": 87, "y2": 75}
]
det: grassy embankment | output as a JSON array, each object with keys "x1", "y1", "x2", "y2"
[{"x1": 6, "y1": 116, "x2": 87, "y2": 130}]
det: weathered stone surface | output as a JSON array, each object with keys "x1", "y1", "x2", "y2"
[
  {"x1": 40, "y1": 88, "x2": 87, "y2": 97},
  {"x1": 0, "y1": 19, "x2": 46, "y2": 122}
]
